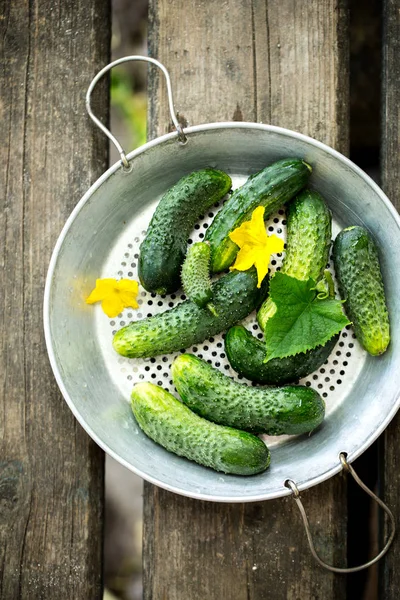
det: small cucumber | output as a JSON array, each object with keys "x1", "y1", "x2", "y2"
[
  {"x1": 131, "y1": 382, "x2": 271, "y2": 476},
  {"x1": 171, "y1": 354, "x2": 325, "y2": 436},
  {"x1": 113, "y1": 267, "x2": 268, "y2": 358},
  {"x1": 181, "y1": 242, "x2": 217, "y2": 316},
  {"x1": 257, "y1": 188, "x2": 332, "y2": 330},
  {"x1": 225, "y1": 325, "x2": 339, "y2": 385},
  {"x1": 138, "y1": 168, "x2": 231, "y2": 294},
  {"x1": 333, "y1": 226, "x2": 390, "y2": 355},
  {"x1": 205, "y1": 158, "x2": 311, "y2": 273}
]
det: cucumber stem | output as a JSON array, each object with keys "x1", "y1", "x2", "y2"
[
  {"x1": 315, "y1": 270, "x2": 335, "y2": 299},
  {"x1": 207, "y1": 303, "x2": 218, "y2": 317}
]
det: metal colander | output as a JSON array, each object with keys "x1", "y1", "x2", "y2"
[{"x1": 44, "y1": 57, "x2": 400, "y2": 515}]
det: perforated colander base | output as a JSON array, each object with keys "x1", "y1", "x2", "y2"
[{"x1": 96, "y1": 175, "x2": 367, "y2": 448}]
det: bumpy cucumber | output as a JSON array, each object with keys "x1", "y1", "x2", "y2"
[
  {"x1": 257, "y1": 188, "x2": 332, "y2": 330},
  {"x1": 113, "y1": 268, "x2": 268, "y2": 358},
  {"x1": 131, "y1": 382, "x2": 270, "y2": 476},
  {"x1": 280, "y1": 189, "x2": 332, "y2": 280},
  {"x1": 225, "y1": 325, "x2": 338, "y2": 385},
  {"x1": 333, "y1": 226, "x2": 390, "y2": 355},
  {"x1": 181, "y1": 242, "x2": 216, "y2": 315},
  {"x1": 171, "y1": 354, "x2": 325, "y2": 435},
  {"x1": 205, "y1": 158, "x2": 311, "y2": 273},
  {"x1": 138, "y1": 168, "x2": 231, "y2": 294}
]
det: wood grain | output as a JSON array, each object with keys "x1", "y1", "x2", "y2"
[
  {"x1": 380, "y1": 0, "x2": 400, "y2": 597},
  {"x1": 0, "y1": 0, "x2": 110, "y2": 597},
  {"x1": 148, "y1": 0, "x2": 349, "y2": 151},
  {"x1": 145, "y1": 1, "x2": 349, "y2": 599}
]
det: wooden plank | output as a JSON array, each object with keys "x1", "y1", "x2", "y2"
[
  {"x1": 0, "y1": 0, "x2": 110, "y2": 597},
  {"x1": 380, "y1": 0, "x2": 400, "y2": 597},
  {"x1": 144, "y1": 1, "x2": 349, "y2": 599}
]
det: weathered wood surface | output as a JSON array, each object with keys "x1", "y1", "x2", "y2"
[
  {"x1": 144, "y1": 1, "x2": 349, "y2": 599},
  {"x1": 381, "y1": 0, "x2": 400, "y2": 597},
  {"x1": 0, "y1": 0, "x2": 109, "y2": 597}
]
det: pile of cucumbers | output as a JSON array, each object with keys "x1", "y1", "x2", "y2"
[{"x1": 113, "y1": 159, "x2": 390, "y2": 476}]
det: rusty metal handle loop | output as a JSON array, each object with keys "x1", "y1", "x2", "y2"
[
  {"x1": 86, "y1": 56, "x2": 187, "y2": 170},
  {"x1": 286, "y1": 452, "x2": 396, "y2": 574}
]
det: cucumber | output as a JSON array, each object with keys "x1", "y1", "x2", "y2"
[
  {"x1": 138, "y1": 168, "x2": 231, "y2": 295},
  {"x1": 113, "y1": 267, "x2": 268, "y2": 358},
  {"x1": 131, "y1": 382, "x2": 270, "y2": 476},
  {"x1": 171, "y1": 354, "x2": 325, "y2": 435},
  {"x1": 333, "y1": 226, "x2": 390, "y2": 355},
  {"x1": 205, "y1": 158, "x2": 311, "y2": 273},
  {"x1": 225, "y1": 325, "x2": 339, "y2": 385},
  {"x1": 181, "y1": 242, "x2": 217, "y2": 316},
  {"x1": 257, "y1": 188, "x2": 332, "y2": 330}
]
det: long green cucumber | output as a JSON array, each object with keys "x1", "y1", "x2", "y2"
[
  {"x1": 225, "y1": 325, "x2": 339, "y2": 385},
  {"x1": 131, "y1": 382, "x2": 270, "y2": 476},
  {"x1": 113, "y1": 268, "x2": 268, "y2": 358},
  {"x1": 181, "y1": 242, "x2": 216, "y2": 315},
  {"x1": 171, "y1": 354, "x2": 325, "y2": 435},
  {"x1": 257, "y1": 188, "x2": 332, "y2": 330},
  {"x1": 138, "y1": 168, "x2": 231, "y2": 294},
  {"x1": 205, "y1": 158, "x2": 311, "y2": 273},
  {"x1": 333, "y1": 226, "x2": 390, "y2": 355}
]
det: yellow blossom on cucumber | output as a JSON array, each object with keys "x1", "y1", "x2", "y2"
[
  {"x1": 86, "y1": 278, "x2": 139, "y2": 318},
  {"x1": 229, "y1": 206, "x2": 284, "y2": 288}
]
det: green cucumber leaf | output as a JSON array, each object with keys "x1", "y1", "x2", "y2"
[{"x1": 264, "y1": 272, "x2": 350, "y2": 362}]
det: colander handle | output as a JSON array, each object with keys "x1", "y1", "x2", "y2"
[
  {"x1": 86, "y1": 56, "x2": 187, "y2": 170},
  {"x1": 285, "y1": 452, "x2": 396, "y2": 573}
]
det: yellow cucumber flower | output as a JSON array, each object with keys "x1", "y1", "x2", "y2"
[
  {"x1": 86, "y1": 278, "x2": 139, "y2": 318},
  {"x1": 229, "y1": 206, "x2": 284, "y2": 288}
]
